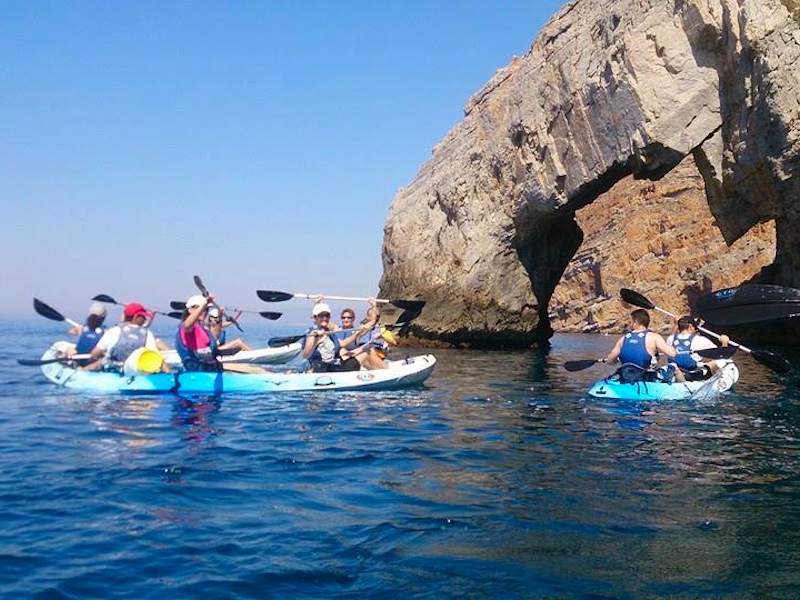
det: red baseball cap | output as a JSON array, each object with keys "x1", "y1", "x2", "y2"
[{"x1": 124, "y1": 302, "x2": 154, "y2": 319}]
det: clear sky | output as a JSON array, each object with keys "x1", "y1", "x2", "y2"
[{"x1": 2, "y1": 1, "x2": 565, "y2": 325}]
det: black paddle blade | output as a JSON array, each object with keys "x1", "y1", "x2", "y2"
[
  {"x1": 91, "y1": 294, "x2": 117, "y2": 303},
  {"x1": 751, "y1": 349, "x2": 792, "y2": 374},
  {"x1": 620, "y1": 288, "x2": 655, "y2": 310},
  {"x1": 695, "y1": 346, "x2": 738, "y2": 360},
  {"x1": 167, "y1": 311, "x2": 184, "y2": 319},
  {"x1": 257, "y1": 290, "x2": 294, "y2": 302},
  {"x1": 33, "y1": 298, "x2": 66, "y2": 323},
  {"x1": 259, "y1": 311, "x2": 282, "y2": 320},
  {"x1": 390, "y1": 299, "x2": 426, "y2": 312},
  {"x1": 193, "y1": 275, "x2": 209, "y2": 296},
  {"x1": 564, "y1": 359, "x2": 601, "y2": 372},
  {"x1": 170, "y1": 301, "x2": 185, "y2": 310},
  {"x1": 268, "y1": 334, "x2": 305, "y2": 348},
  {"x1": 697, "y1": 284, "x2": 800, "y2": 326}
]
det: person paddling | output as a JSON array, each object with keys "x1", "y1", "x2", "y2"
[
  {"x1": 82, "y1": 302, "x2": 165, "y2": 372},
  {"x1": 68, "y1": 302, "x2": 108, "y2": 360},
  {"x1": 176, "y1": 294, "x2": 266, "y2": 374},
  {"x1": 666, "y1": 316, "x2": 730, "y2": 382},
  {"x1": 602, "y1": 308, "x2": 677, "y2": 369}
]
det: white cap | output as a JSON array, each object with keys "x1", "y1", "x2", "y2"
[
  {"x1": 185, "y1": 295, "x2": 207, "y2": 309},
  {"x1": 311, "y1": 302, "x2": 331, "y2": 317},
  {"x1": 208, "y1": 307, "x2": 220, "y2": 318},
  {"x1": 89, "y1": 302, "x2": 107, "y2": 317}
]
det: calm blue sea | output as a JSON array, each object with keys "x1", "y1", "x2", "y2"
[{"x1": 3, "y1": 316, "x2": 800, "y2": 599}]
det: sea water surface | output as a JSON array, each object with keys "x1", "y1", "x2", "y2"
[{"x1": 3, "y1": 316, "x2": 800, "y2": 598}]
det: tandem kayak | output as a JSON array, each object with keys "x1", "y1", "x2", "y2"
[
  {"x1": 587, "y1": 361, "x2": 740, "y2": 401},
  {"x1": 36, "y1": 342, "x2": 436, "y2": 394}
]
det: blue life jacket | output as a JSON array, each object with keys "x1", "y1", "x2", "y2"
[
  {"x1": 619, "y1": 330, "x2": 653, "y2": 368},
  {"x1": 669, "y1": 333, "x2": 698, "y2": 370},
  {"x1": 75, "y1": 325, "x2": 106, "y2": 354},
  {"x1": 175, "y1": 323, "x2": 221, "y2": 372}
]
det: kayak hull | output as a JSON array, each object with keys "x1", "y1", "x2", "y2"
[
  {"x1": 587, "y1": 362, "x2": 739, "y2": 401},
  {"x1": 160, "y1": 344, "x2": 301, "y2": 366},
  {"x1": 38, "y1": 342, "x2": 436, "y2": 394}
]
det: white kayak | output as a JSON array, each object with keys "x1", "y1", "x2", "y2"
[
  {"x1": 36, "y1": 342, "x2": 437, "y2": 394},
  {"x1": 160, "y1": 344, "x2": 301, "y2": 366},
  {"x1": 587, "y1": 361, "x2": 740, "y2": 401}
]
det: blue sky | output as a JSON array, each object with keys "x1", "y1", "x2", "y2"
[{"x1": 2, "y1": 1, "x2": 565, "y2": 325}]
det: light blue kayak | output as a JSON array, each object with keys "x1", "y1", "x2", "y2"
[
  {"x1": 587, "y1": 362, "x2": 739, "y2": 401},
  {"x1": 38, "y1": 342, "x2": 436, "y2": 394}
]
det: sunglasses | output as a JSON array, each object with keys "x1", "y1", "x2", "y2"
[{"x1": 341, "y1": 315, "x2": 354, "y2": 320}]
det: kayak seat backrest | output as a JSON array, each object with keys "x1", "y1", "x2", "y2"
[{"x1": 615, "y1": 363, "x2": 647, "y2": 384}]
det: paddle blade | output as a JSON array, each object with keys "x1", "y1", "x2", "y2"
[
  {"x1": 390, "y1": 299, "x2": 426, "y2": 312},
  {"x1": 697, "y1": 285, "x2": 800, "y2": 325},
  {"x1": 695, "y1": 346, "x2": 737, "y2": 360},
  {"x1": 258, "y1": 311, "x2": 282, "y2": 320},
  {"x1": 564, "y1": 359, "x2": 601, "y2": 372},
  {"x1": 91, "y1": 294, "x2": 117, "y2": 303},
  {"x1": 170, "y1": 301, "x2": 186, "y2": 310},
  {"x1": 751, "y1": 349, "x2": 792, "y2": 374},
  {"x1": 33, "y1": 298, "x2": 66, "y2": 323},
  {"x1": 257, "y1": 290, "x2": 294, "y2": 302},
  {"x1": 620, "y1": 288, "x2": 655, "y2": 310},
  {"x1": 167, "y1": 311, "x2": 184, "y2": 319},
  {"x1": 193, "y1": 275, "x2": 209, "y2": 296},
  {"x1": 18, "y1": 353, "x2": 93, "y2": 366},
  {"x1": 268, "y1": 334, "x2": 305, "y2": 347}
]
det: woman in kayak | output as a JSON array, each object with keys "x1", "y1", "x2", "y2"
[
  {"x1": 69, "y1": 302, "x2": 108, "y2": 359},
  {"x1": 208, "y1": 307, "x2": 252, "y2": 353},
  {"x1": 177, "y1": 295, "x2": 266, "y2": 373}
]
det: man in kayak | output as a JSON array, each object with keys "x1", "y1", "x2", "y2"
[
  {"x1": 602, "y1": 308, "x2": 678, "y2": 369},
  {"x1": 666, "y1": 316, "x2": 730, "y2": 381},
  {"x1": 82, "y1": 302, "x2": 166, "y2": 372}
]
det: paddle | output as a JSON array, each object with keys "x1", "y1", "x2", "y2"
[
  {"x1": 193, "y1": 275, "x2": 244, "y2": 332},
  {"x1": 620, "y1": 288, "x2": 791, "y2": 374},
  {"x1": 18, "y1": 353, "x2": 94, "y2": 366},
  {"x1": 33, "y1": 298, "x2": 81, "y2": 329},
  {"x1": 267, "y1": 323, "x2": 407, "y2": 348},
  {"x1": 256, "y1": 289, "x2": 425, "y2": 313},
  {"x1": 169, "y1": 300, "x2": 281, "y2": 321},
  {"x1": 696, "y1": 284, "x2": 800, "y2": 325},
  {"x1": 563, "y1": 346, "x2": 738, "y2": 372},
  {"x1": 91, "y1": 294, "x2": 181, "y2": 320}
]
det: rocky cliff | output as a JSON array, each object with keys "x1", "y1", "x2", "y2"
[{"x1": 380, "y1": 0, "x2": 799, "y2": 346}]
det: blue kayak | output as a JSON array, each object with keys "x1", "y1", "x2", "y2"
[
  {"x1": 587, "y1": 362, "x2": 739, "y2": 401},
  {"x1": 37, "y1": 341, "x2": 436, "y2": 394}
]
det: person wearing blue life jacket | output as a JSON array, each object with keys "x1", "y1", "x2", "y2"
[
  {"x1": 602, "y1": 308, "x2": 677, "y2": 369},
  {"x1": 68, "y1": 302, "x2": 108, "y2": 361},
  {"x1": 666, "y1": 316, "x2": 729, "y2": 382}
]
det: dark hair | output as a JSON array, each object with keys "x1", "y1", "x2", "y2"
[
  {"x1": 678, "y1": 316, "x2": 697, "y2": 330},
  {"x1": 86, "y1": 314, "x2": 105, "y2": 329},
  {"x1": 631, "y1": 308, "x2": 650, "y2": 327}
]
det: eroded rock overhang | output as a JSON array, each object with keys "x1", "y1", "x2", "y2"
[{"x1": 380, "y1": 0, "x2": 800, "y2": 347}]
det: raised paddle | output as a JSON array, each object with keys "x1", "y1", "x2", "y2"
[
  {"x1": 696, "y1": 284, "x2": 800, "y2": 326},
  {"x1": 620, "y1": 288, "x2": 791, "y2": 374},
  {"x1": 193, "y1": 275, "x2": 244, "y2": 332},
  {"x1": 33, "y1": 298, "x2": 81, "y2": 329},
  {"x1": 169, "y1": 300, "x2": 281, "y2": 321},
  {"x1": 18, "y1": 353, "x2": 94, "y2": 366},
  {"x1": 256, "y1": 289, "x2": 425, "y2": 312},
  {"x1": 564, "y1": 346, "x2": 738, "y2": 372},
  {"x1": 91, "y1": 294, "x2": 181, "y2": 320}
]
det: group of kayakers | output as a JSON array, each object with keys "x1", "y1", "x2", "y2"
[
  {"x1": 65, "y1": 292, "x2": 397, "y2": 375},
  {"x1": 602, "y1": 308, "x2": 730, "y2": 382}
]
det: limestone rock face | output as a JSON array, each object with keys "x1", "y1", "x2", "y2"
[{"x1": 380, "y1": 0, "x2": 800, "y2": 346}]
